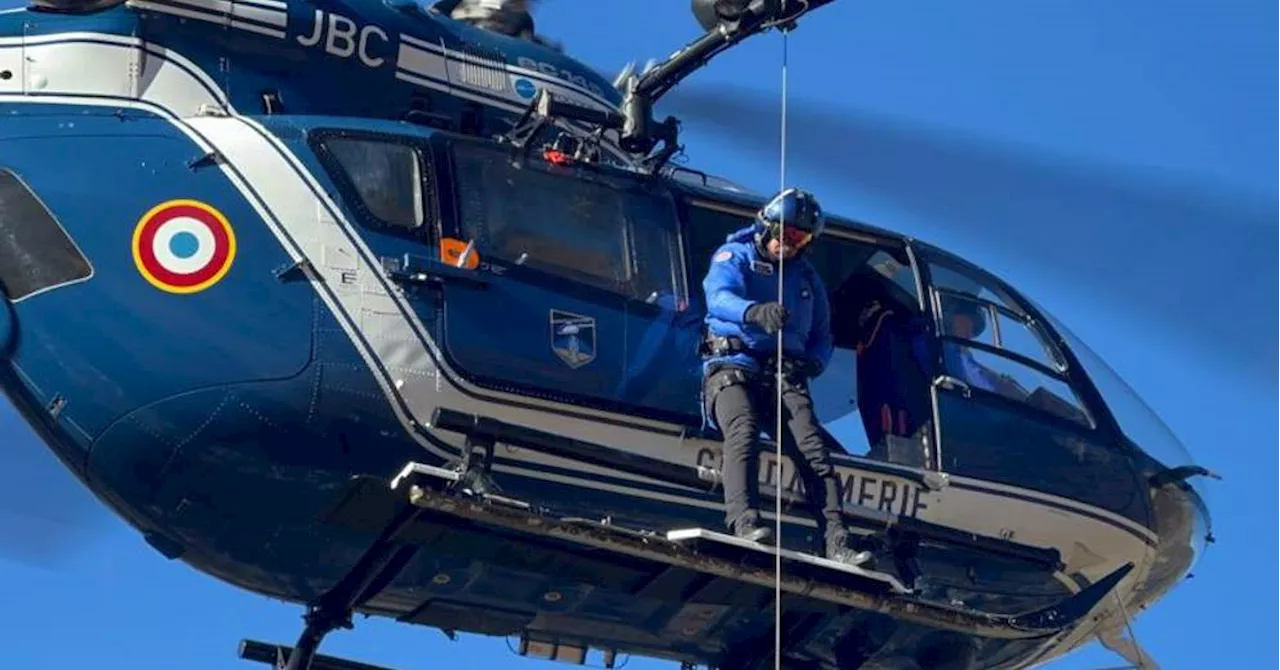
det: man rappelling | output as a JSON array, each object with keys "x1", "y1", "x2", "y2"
[{"x1": 699, "y1": 187, "x2": 871, "y2": 567}]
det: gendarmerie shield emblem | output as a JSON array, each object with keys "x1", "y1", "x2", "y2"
[{"x1": 550, "y1": 309, "x2": 597, "y2": 369}]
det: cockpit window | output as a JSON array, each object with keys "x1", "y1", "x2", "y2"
[
  {"x1": 453, "y1": 144, "x2": 684, "y2": 304},
  {"x1": 930, "y1": 261, "x2": 1023, "y2": 316},
  {"x1": 929, "y1": 259, "x2": 1093, "y2": 428},
  {"x1": 942, "y1": 341, "x2": 1091, "y2": 426},
  {"x1": 936, "y1": 290, "x2": 1066, "y2": 371},
  {"x1": 323, "y1": 138, "x2": 426, "y2": 230},
  {"x1": 1038, "y1": 305, "x2": 1208, "y2": 472}
]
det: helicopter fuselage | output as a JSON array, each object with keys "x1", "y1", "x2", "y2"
[{"x1": 0, "y1": 3, "x2": 1206, "y2": 669}]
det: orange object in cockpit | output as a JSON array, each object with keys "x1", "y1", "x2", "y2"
[{"x1": 439, "y1": 237, "x2": 480, "y2": 270}]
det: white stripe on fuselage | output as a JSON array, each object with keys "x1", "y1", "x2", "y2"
[
  {"x1": 0, "y1": 37, "x2": 1157, "y2": 600},
  {"x1": 125, "y1": 0, "x2": 289, "y2": 39},
  {"x1": 396, "y1": 31, "x2": 614, "y2": 110},
  {"x1": 115, "y1": 0, "x2": 634, "y2": 163}
]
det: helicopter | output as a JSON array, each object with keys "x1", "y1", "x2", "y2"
[{"x1": 0, "y1": 0, "x2": 1219, "y2": 669}]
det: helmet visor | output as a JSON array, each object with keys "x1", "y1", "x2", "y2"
[{"x1": 779, "y1": 226, "x2": 814, "y2": 248}]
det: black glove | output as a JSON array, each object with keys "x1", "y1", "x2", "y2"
[
  {"x1": 798, "y1": 357, "x2": 823, "y2": 379},
  {"x1": 744, "y1": 302, "x2": 789, "y2": 335}
]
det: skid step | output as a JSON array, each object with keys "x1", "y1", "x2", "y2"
[
  {"x1": 389, "y1": 462, "x2": 1134, "y2": 641},
  {"x1": 391, "y1": 461, "x2": 459, "y2": 489},
  {"x1": 666, "y1": 527, "x2": 909, "y2": 592}
]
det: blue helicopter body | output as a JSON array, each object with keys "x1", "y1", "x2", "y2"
[{"x1": 0, "y1": 2, "x2": 1211, "y2": 669}]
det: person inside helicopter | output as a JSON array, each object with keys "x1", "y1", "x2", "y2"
[
  {"x1": 699, "y1": 187, "x2": 871, "y2": 567},
  {"x1": 945, "y1": 297, "x2": 1098, "y2": 425},
  {"x1": 845, "y1": 277, "x2": 934, "y2": 464},
  {"x1": 940, "y1": 298, "x2": 1029, "y2": 401}
]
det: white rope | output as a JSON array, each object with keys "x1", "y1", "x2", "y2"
[
  {"x1": 1108, "y1": 591, "x2": 1151, "y2": 669},
  {"x1": 773, "y1": 9, "x2": 790, "y2": 670}
]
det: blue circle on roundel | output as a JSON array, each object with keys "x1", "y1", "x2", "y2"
[
  {"x1": 170, "y1": 231, "x2": 200, "y2": 259},
  {"x1": 513, "y1": 78, "x2": 537, "y2": 100}
]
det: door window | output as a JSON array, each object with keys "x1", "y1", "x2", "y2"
[
  {"x1": 452, "y1": 144, "x2": 685, "y2": 305},
  {"x1": 317, "y1": 136, "x2": 429, "y2": 232}
]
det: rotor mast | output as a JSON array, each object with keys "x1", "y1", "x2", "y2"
[{"x1": 505, "y1": 0, "x2": 835, "y2": 170}]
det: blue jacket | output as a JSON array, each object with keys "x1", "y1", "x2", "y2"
[{"x1": 701, "y1": 226, "x2": 834, "y2": 376}]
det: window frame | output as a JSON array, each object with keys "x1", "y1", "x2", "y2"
[
  {"x1": 307, "y1": 128, "x2": 439, "y2": 243},
  {"x1": 444, "y1": 138, "x2": 689, "y2": 307}
]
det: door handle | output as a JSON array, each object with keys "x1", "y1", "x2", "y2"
[
  {"x1": 933, "y1": 374, "x2": 971, "y2": 398},
  {"x1": 388, "y1": 254, "x2": 489, "y2": 291}
]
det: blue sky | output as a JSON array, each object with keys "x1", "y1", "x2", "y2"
[{"x1": 1, "y1": 1, "x2": 1274, "y2": 669}]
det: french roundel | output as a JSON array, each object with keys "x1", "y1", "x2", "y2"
[{"x1": 131, "y1": 199, "x2": 237, "y2": 294}]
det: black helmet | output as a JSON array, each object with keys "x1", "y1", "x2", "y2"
[
  {"x1": 755, "y1": 187, "x2": 825, "y2": 252},
  {"x1": 942, "y1": 297, "x2": 988, "y2": 338}
]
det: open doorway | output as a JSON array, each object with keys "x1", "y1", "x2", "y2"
[{"x1": 680, "y1": 198, "x2": 928, "y2": 464}]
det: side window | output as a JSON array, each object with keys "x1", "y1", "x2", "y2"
[
  {"x1": 866, "y1": 250, "x2": 920, "y2": 303},
  {"x1": 628, "y1": 195, "x2": 687, "y2": 309},
  {"x1": 682, "y1": 202, "x2": 754, "y2": 306},
  {"x1": 929, "y1": 259, "x2": 1093, "y2": 427},
  {"x1": 0, "y1": 169, "x2": 92, "y2": 300},
  {"x1": 930, "y1": 261, "x2": 1022, "y2": 315},
  {"x1": 319, "y1": 136, "x2": 428, "y2": 232},
  {"x1": 453, "y1": 145, "x2": 682, "y2": 303}
]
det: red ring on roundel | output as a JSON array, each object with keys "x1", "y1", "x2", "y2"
[{"x1": 132, "y1": 200, "x2": 236, "y2": 293}]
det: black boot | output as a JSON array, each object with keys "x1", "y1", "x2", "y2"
[
  {"x1": 825, "y1": 527, "x2": 872, "y2": 567},
  {"x1": 734, "y1": 519, "x2": 775, "y2": 545}
]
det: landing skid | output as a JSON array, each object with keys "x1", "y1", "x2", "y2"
[
  {"x1": 239, "y1": 462, "x2": 1136, "y2": 670},
  {"x1": 236, "y1": 465, "x2": 461, "y2": 670},
  {"x1": 393, "y1": 466, "x2": 1130, "y2": 640},
  {"x1": 239, "y1": 640, "x2": 395, "y2": 670}
]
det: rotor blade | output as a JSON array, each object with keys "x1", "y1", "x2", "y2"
[
  {"x1": 661, "y1": 83, "x2": 1277, "y2": 386},
  {"x1": 0, "y1": 403, "x2": 110, "y2": 569}
]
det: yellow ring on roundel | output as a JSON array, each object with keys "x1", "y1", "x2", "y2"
[{"x1": 131, "y1": 199, "x2": 237, "y2": 294}]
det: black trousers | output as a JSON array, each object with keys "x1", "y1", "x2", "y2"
[{"x1": 704, "y1": 365, "x2": 845, "y2": 537}]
